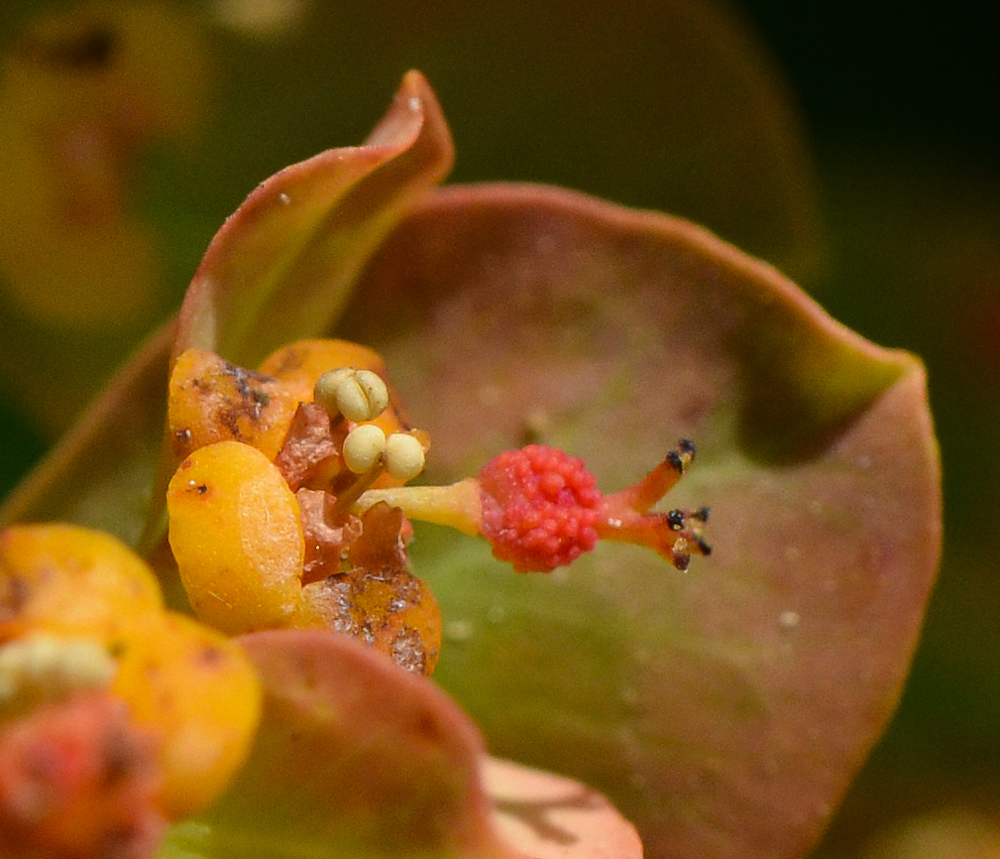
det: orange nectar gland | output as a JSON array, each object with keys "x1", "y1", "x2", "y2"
[{"x1": 355, "y1": 439, "x2": 712, "y2": 574}]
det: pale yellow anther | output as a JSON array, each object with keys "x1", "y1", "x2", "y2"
[
  {"x1": 343, "y1": 423, "x2": 387, "y2": 474},
  {"x1": 314, "y1": 367, "x2": 389, "y2": 423},
  {"x1": 340, "y1": 369, "x2": 390, "y2": 422},
  {"x1": 0, "y1": 634, "x2": 117, "y2": 718},
  {"x1": 385, "y1": 432, "x2": 426, "y2": 482},
  {"x1": 313, "y1": 367, "x2": 354, "y2": 418}
]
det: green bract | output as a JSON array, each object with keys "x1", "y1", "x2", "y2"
[{"x1": 0, "y1": 72, "x2": 939, "y2": 859}]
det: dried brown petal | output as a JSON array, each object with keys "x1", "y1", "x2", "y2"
[
  {"x1": 274, "y1": 403, "x2": 340, "y2": 491},
  {"x1": 348, "y1": 501, "x2": 410, "y2": 570},
  {"x1": 295, "y1": 488, "x2": 362, "y2": 583}
]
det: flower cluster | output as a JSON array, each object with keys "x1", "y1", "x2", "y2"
[
  {"x1": 164, "y1": 338, "x2": 709, "y2": 675},
  {"x1": 165, "y1": 339, "x2": 445, "y2": 674}
]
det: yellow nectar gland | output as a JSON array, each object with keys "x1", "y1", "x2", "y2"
[{"x1": 0, "y1": 523, "x2": 262, "y2": 825}]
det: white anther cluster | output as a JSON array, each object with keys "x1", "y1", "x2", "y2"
[
  {"x1": 314, "y1": 367, "x2": 390, "y2": 423},
  {"x1": 342, "y1": 425, "x2": 427, "y2": 480},
  {"x1": 0, "y1": 634, "x2": 117, "y2": 716},
  {"x1": 314, "y1": 365, "x2": 427, "y2": 482}
]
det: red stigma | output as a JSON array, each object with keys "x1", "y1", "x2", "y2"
[{"x1": 478, "y1": 445, "x2": 601, "y2": 572}]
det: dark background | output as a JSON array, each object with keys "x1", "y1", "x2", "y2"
[{"x1": 742, "y1": 0, "x2": 997, "y2": 163}]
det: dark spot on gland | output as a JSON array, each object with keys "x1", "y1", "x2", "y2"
[
  {"x1": 217, "y1": 406, "x2": 243, "y2": 439},
  {"x1": 226, "y1": 363, "x2": 276, "y2": 394},
  {"x1": 231, "y1": 366, "x2": 252, "y2": 402},
  {"x1": 196, "y1": 484, "x2": 208, "y2": 496},
  {"x1": 197, "y1": 645, "x2": 224, "y2": 666},
  {"x1": 210, "y1": 364, "x2": 283, "y2": 439},
  {"x1": 268, "y1": 348, "x2": 305, "y2": 377}
]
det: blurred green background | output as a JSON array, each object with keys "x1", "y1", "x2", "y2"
[{"x1": 0, "y1": 1, "x2": 996, "y2": 855}]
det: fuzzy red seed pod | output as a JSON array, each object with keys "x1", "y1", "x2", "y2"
[{"x1": 478, "y1": 445, "x2": 602, "y2": 573}]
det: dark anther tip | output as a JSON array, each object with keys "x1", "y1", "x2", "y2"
[{"x1": 666, "y1": 509, "x2": 686, "y2": 531}]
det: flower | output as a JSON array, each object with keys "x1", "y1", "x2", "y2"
[
  {"x1": 0, "y1": 72, "x2": 940, "y2": 858},
  {"x1": 161, "y1": 338, "x2": 709, "y2": 671}
]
